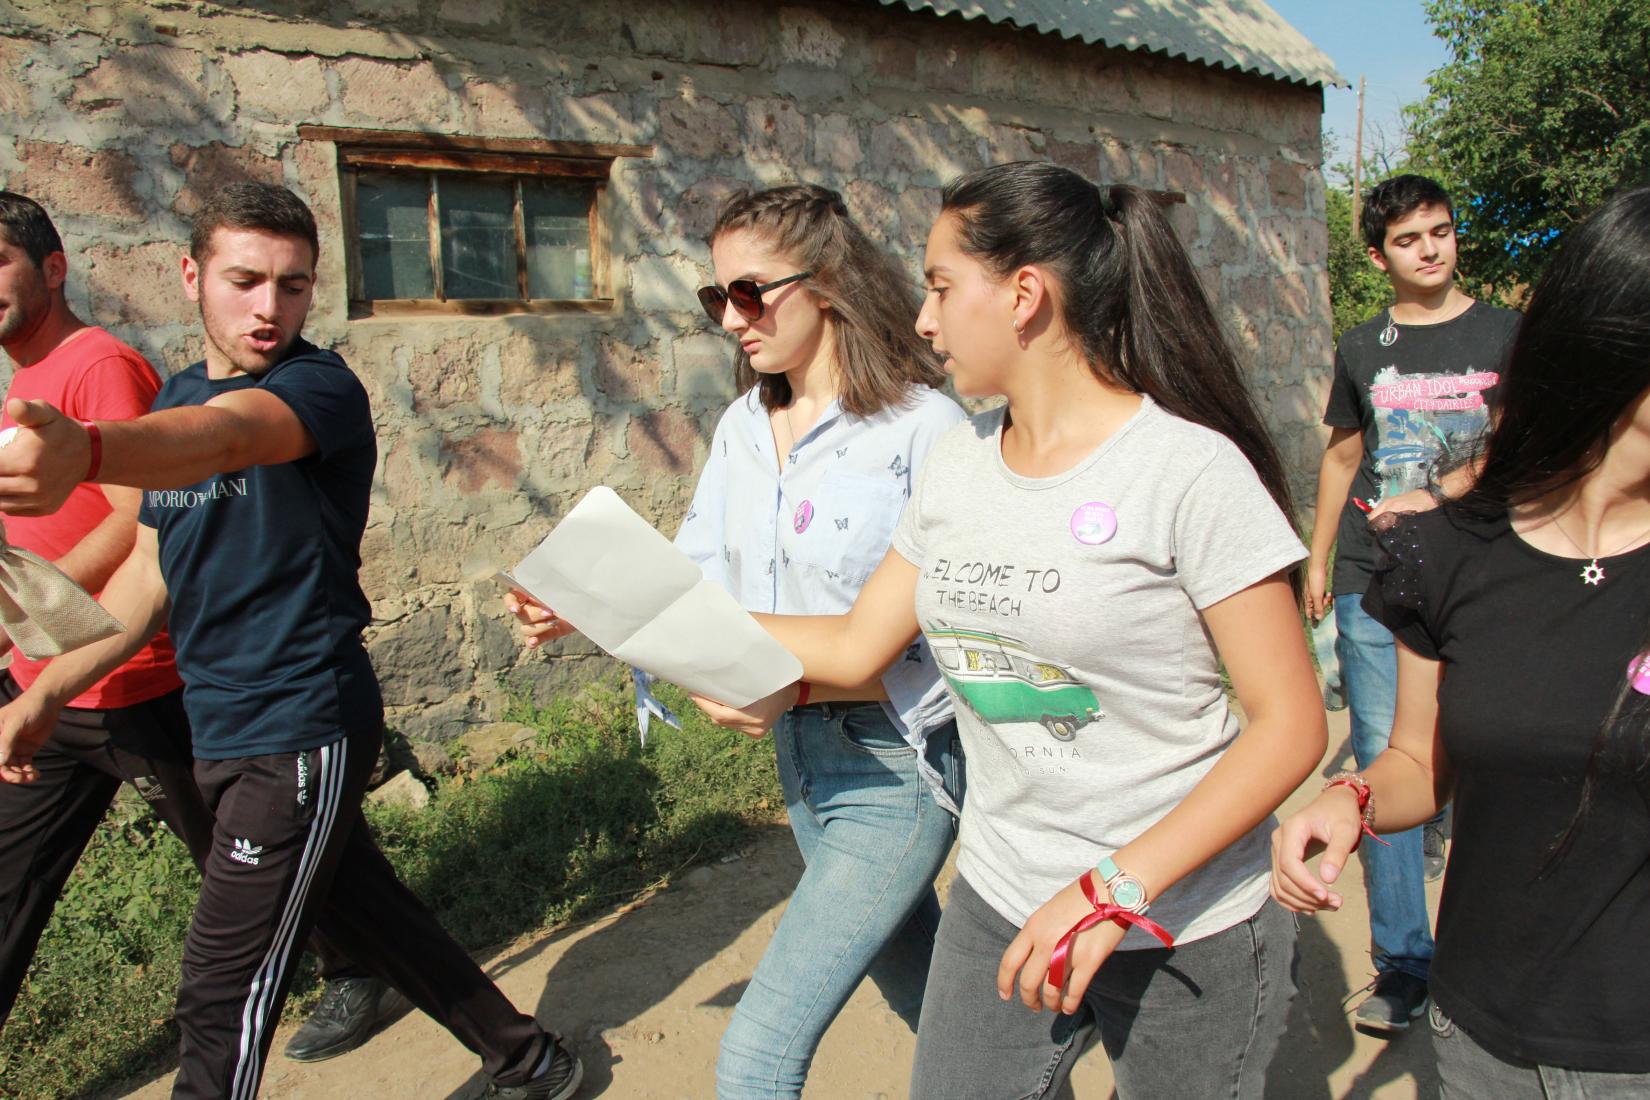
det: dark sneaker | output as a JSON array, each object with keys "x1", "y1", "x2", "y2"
[
  {"x1": 282, "y1": 976, "x2": 397, "y2": 1062},
  {"x1": 1353, "y1": 971, "x2": 1429, "y2": 1036},
  {"x1": 485, "y1": 1035, "x2": 583, "y2": 1100},
  {"x1": 1423, "y1": 821, "x2": 1447, "y2": 882}
]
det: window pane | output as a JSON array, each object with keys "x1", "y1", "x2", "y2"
[
  {"x1": 438, "y1": 175, "x2": 519, "y2": 300},
  {"x1": 523, "y1": 179, "x2": 593, "y2": 299},
  {"x1": 357, "y1": 172, "x2": 434, "y2": 300}
]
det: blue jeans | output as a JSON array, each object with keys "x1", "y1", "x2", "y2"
[
  {"x1": 1336, "y1": 596, "x2": 1434, "y2": 981},
  {"x1": 715, "y1": 705, "x2": 963, "y2": 1100},
  {"x1": 911, "y1": 876, "x2": 1298, "y2": 1099}
]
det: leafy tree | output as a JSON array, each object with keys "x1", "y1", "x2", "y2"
[
  {"x1": 1407, "y1": 0, "x2": 1650, "y2": 296},
  {"x1": 1326, "y1": 185, "x2": 1393, "y2": 341}
]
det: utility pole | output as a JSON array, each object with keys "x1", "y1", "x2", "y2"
[{"x1": 1352, "y1": 74, "x2": 1366, "y2": 238}]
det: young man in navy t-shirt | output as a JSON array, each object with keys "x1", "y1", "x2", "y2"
[{"x1": 0, "y1": 184, "x2": 581, "y2": 1100}]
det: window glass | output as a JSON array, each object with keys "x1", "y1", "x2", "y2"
[
  {"x1": 357, "y1": 172, "x2": 434, "y2": 300},
  {"x1": 438, "y1": 175, "x2": 518, "y2": 300},
  {"x1": 523, "y1": 179, "x2": 591, "y2": 300}
]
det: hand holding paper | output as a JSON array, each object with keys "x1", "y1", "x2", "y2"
[{"x1": 503, "y1": 487, "x2": 803, "y2": 708}]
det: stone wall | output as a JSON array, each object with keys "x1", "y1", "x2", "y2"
[{"x1": 0, "y1": 0, "x2": 1331, "y2": 737}]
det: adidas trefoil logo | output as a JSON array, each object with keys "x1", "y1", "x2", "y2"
[{"x1": 230, "y1": 838, "x2": 265, "y2": 866}]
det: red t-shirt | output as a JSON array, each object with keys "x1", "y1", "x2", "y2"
[{"x1": 2, "y1": 327, "x2": 181, "y2": 708}]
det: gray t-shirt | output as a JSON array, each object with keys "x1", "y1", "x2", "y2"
[{"x1": 892, "y1": 397, "x2": 1306, "y2": 946}]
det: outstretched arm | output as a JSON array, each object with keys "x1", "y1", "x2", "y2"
[{"x1": 0, "y1": 391, "x2": 317, "y2": 515}]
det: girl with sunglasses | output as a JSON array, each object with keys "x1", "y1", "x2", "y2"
[
  {"x1": 512, "y1": 184, "x2": 965, "y2": 1098},
  {"x1": 626, "y1": 162, "x2": 1328, "y2": 1097},
  {"x1": 1273, "y1": 188, "x2": 1650, "y2": 1096}
]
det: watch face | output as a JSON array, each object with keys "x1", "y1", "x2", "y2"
[{"x1": 1110, "y1": 876, "x2": 1146, "y2": 911}]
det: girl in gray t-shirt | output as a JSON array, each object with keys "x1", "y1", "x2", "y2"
[{"x1": 742, "y1": 164, "x2": 1324, "y2": 1099}]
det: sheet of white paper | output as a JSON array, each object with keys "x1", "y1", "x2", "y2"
[{"x1": 508, "y1": 487, "x2": 803, "y2": 707}]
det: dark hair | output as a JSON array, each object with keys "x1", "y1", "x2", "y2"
[
  {"x1": 1360, "y1": 174, "x2": 1453, "y2": 252},
  {"x1": 940, "y1": 161, "x2": 1299, "y2": 589},
  {"x1": 0, "y1": 191, "x2": 64, "y2": 266},
  {"x1": 1449, "y1": 186, "x2": 1650, "y2": 858},
  {"x1": 710, "y1": 184, "x2": 943, "y2": 417},
  {"x1": 189, "y1": 182, "x2": 319, "y2": 267}
]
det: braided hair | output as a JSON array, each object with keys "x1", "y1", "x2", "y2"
[{"x1": 710, "y1": 184, "x2": 943, "y2": 417}]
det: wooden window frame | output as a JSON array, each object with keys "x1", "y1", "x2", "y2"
[{"x1": 300, "y1": 126, "x2": 652, "y2": 319}]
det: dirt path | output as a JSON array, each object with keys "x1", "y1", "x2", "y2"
[{"x1": 115, "y1": 710, "x2": 1440, "y2": 1099}]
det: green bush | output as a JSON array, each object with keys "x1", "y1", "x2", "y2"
[{"x1": 0, "y1": 679, "x2": 783, "y2": 1100}]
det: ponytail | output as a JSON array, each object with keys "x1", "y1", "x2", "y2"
[{"x1": 942, "y1": 162, "x2": 1300, "y2": 594}]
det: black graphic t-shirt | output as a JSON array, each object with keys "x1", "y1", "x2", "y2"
[
  {"x1": 1364, "y1": 508, "x2": 1650, "y2": 1072},
  {"x1": 1324, "y1": 301, "x2": 1519, "y2": 595},
  {"x1": 138, "y1": 341, "x2": 381, "y2": 759}
]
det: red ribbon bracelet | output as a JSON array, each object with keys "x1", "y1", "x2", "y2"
[{"x1": 1046, "y1": 870, "x2": 1175, "y2": 990}]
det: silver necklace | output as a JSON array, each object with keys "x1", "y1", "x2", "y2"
[
  {"x1": 1549, "y1": 512, "x2": 1650, "y2": 586},
  {"x1": 1378, "y1": 308, "x2": 1398, "y2": 347}
]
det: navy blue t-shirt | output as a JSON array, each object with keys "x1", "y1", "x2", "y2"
[{"x1": 138, "y1": 340, "x2": 382, "y2": 759}]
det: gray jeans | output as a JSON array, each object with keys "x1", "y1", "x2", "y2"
[
  {"x1": 1432, "y1": 1004, "x2": 1650, "y2": 1099},
  {"x1": 910, "y1": 875, "x2": 1297, "y2": 1099}
]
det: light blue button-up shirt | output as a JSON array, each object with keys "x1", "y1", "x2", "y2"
[{"x1": 674, "y1": 384, "x2": 965, "y2": 808}]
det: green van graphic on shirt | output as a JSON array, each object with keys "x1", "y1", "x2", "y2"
[{"x1": 925, "y1": 622, "x2": 1103, "y2": 741}]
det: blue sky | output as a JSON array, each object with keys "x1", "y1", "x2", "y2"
[{"x1": 1265, "y1": 0, "x2": 1450, "y2": 182}]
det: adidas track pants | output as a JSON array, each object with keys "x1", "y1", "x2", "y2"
[{"x1": 172, "y1": 726, "x2": 547, "y2": 1100}]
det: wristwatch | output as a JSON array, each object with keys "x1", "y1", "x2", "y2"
[{"x1": 1095, "y1": 856, "x2": 1150, "y2": 914}]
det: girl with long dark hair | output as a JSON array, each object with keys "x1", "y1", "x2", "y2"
[
  {"x1": 1272, "y1": 185, "x2": 1650, "y2": 1095},
  {"x1": 652, "y1": 161, "x2": 1327, "y2": 1096},
  {"x1": 511, "y1": 184, "x2": 965, "y2": 1099}
]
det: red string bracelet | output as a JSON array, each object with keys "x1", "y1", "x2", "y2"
[
  {"x1": 1046, "y1": 869, "x2": 1174, "y2": 990},
  {"x1": 78, "y1": 420, "x2": 102, "y2": 481},
  {"x1": 1325, "y1": 771, "x2": 1391, "y2": 851},
  {"x1": 793, "y1": 680, "x2": 811, "y2": 708}
]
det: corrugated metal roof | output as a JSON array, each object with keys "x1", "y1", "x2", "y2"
[{"x1": 874, "y1": 0, "x2": 1346, "y2": 88}]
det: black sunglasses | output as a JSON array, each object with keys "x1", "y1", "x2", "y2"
[{"x1": 697, "y1": 271, "x2": 812, "y2": 325}]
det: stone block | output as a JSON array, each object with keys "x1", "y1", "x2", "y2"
[
  {"x1": 1048, "y1": 139, "x2": 1099, "y2": 179},
  {"x1": 0, "y1": 37, "x2": 36, "y2": 117},
  {"x1": 843, "y1": 179, "x2": 897, "y2": 245},
  {"x1": 1269, "y1": 159, "x2": 1307, "y2": 212},
  {"x1": 894, "y1": 186, "x2": 940, "y2": 253},
  {"x1": 1258, "y1": 215, "x2": 1299, "y2": 269},
  {"x1": 336, "y1": 56, "x2": 453, "y2": 128},
  {"x1": 369, "y1": 769, "x2": 431, "y2": 810},
  {"x1": 438, "y1": 0, "x2": 505, "y2": 27},
  {"x1": 595, "y1": 333, "x2": 662, "y2": 403},
  {"x1": 743, "y1": 98, "x2": 807, "y2": 166},
  {"x1": 442, "y1": 427, "x2": 523, "y2": 494},
  {"x1": 1162, "y1": 147, "x2": 1204, "y2": 194},
  {"x1": 676, "y1": 175, "x2": 746, "y2": 243},
  {"x1": 629, "y1": 254, "x2": 702, "y2": 314},
  {"x1": 1298, "y1": 216, "x2": 1328, "y2": 268},
  {"x1": 85, "y1": 242, "x2": 190, "y2": 327},
  {"x1": 463, "y1": 81, "x2": 551, "y2": 137},
  {"x1": 372, "y1": 603, "x2": 465, "y2": 706},
  {"x1": 224, "y1": 50, "x2": 329, "y2": 120},
  {"x1": 381, "y1": 438, "x2": 432, "y2": 509},
  {"x1": 658, "y1": 95, "x2": 740, "y2": 162},
  {"x1": 563, "y1": 91, "x2": 650, "y2": 144},
  {"x1": 812, "y1": 113, "x2": 861, "y2": 173},
  {"x1": 673, "y1": 331, "x2": 736, "y2": 410},
  {"x1": 869, "y1": 36, "x2": 919, "y2": 84},
  {"x1": 408, "y1": 340, "x2": 483, "y2": 410},
  {"x1": 778, "y1": 8, "x2": 846, "y2": 66},
  {"x1": 628, "y1": 406, "x2": 700, "y2": 475},
  {"x1": 497, "y1": 328, "x2": 582, "y2": 405},
  {"x1": 980, "y1": 123, "x2": 1039, "y2": 165},
  {"x1": 71, "y1": 43, "x2": 219, "y2": 127},
  {"x1": 14, "y1": 141, "x2": 144, "y2": 223},
  {"x1": 169, "y1": 143, "x2": 284, "y2": 217},
  {"x1": 1097, "y1": 140, "x2": 1132, "y2": 184}
]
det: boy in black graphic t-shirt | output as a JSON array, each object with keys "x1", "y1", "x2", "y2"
[
  {"x1": 0, "y1": 184, "x2": 581, "y2": 1100},
  {"x1": 1305, "y1": 175, "x2": 1518, "y2": 1036}
]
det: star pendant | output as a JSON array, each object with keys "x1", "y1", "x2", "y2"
[{"x1": 1581, "y1": 559, "x2": 1605, "y2": 586}]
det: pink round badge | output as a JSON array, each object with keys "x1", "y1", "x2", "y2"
[
  {"x1": 793, "y1": 500, "x2": 814, "y2": 534},
  {"x1": 1629, "y1": 654, "x2": 1650, "y2": 696},
  {"x1": 1070, "y1": 501, "x2": 1117, "y2": 545}
]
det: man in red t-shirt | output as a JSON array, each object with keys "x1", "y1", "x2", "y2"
[{"x1": 0, "y1": 191, "x2": 211, "y2": 1028}]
